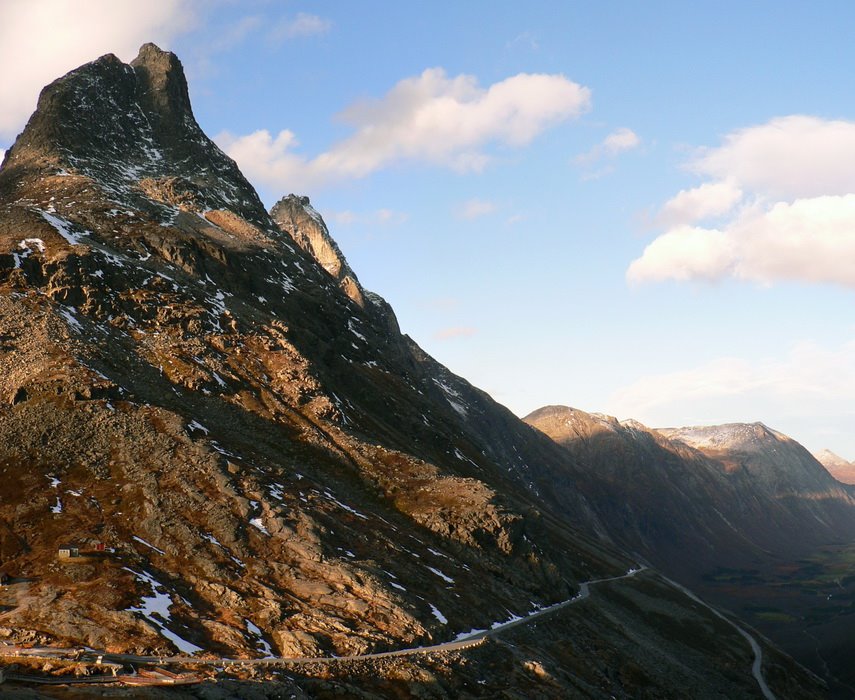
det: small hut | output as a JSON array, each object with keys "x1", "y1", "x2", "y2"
[{"x1": 58, "y1": 544, "x2": 80, "y2": 559}]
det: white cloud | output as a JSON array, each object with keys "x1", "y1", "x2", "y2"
[
  {"x1": 458, "y1": 199, "x2": 496, "y2": 219},
  {"x1": 631, "y1": 116, "x2": 855, "y2": 289},
  {"x1": 575, "y1": 127, "x2": 640, "y2": 166},
  {"x1": 690, "y1": 115, "x2": 855, "y2": 200},
  {"x1": 656, "y1": 180, "x2": 743, "y2": 227},
  {"x1": 0, "y1": 0, "x2": 195, "y2": 139},
  {"x1": 269, "y1": 12, "x2": 331, "y2": 42},
  {"x1": 603, "y1": 127, "x2": 641, "y2": 154},
  {"x1": 0, "y1": 149, "x2": 6, "y2": 164},
  {"x1": 627, "y1": 225, "x2": 734, "y2": 284},
  {"x1": 630, "y1": 195, "x2": 855, "y2": 287},
  {"x1": 218, "y1": 68, "x2": 591, "y2": 191}
]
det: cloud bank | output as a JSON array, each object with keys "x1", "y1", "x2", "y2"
[
  {"x1": 630, "y1": 116, "x2": 855, "y2": 288},
  {"x1": 217, "y1": 68, "x2": 591, "y2": 190}
]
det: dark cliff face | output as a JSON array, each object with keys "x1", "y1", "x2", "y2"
[{"x1": 0, "y1": 45, "x2": 829, "y2": 698}]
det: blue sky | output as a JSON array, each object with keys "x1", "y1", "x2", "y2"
[{"x1": 3, "y1": 2, "x2": 855, "y2": 457}]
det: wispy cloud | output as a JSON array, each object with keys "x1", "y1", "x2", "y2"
[
  {"x1": 217, "y1": 68, "x2": 591, "y2": 191},
  {"x1": 211, "y1": 15, "x2": 262, "y2": 52},
  {"x1": 269, "y1": 12, "x2": 331, "y2": 42},
  {"x1": 575, "y1": 127, "x2": 640, "y2": 166},
  {"x1": 328, "y1": 209, "x2": 408, "y2": 226},
  {"x1": 629, "y1": 116, "x2": 855, "y2": 289},
  {"x1": 458, "y1": 198, "x2": 496, "y2": 219},
  {"x1": 434, "y1": 326, "x2": 477, "y2": 340},
  {"x1": 0, "y1": 0, "x2": 196, "y2": 139},
  {"x1": 506, "y1": 31, "x2": 539, "y2": 51}
]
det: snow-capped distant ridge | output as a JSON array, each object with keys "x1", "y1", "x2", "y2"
[
  {"x1": 814, "y1": 448, "x2": 855, "y2": 485},
  {"x1": 657, "y1": 421, "x2": 787, "y2": 451}
]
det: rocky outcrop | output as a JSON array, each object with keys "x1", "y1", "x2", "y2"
[{"x1": 271, "y1": 194, "x2": 366, "y2": 307}]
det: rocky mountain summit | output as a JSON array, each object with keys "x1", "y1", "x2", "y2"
[
  {"x1": 0, "y1": 45, "x2": 830, "y2": 697},
  {"x1": 814, "y1": 448, "x2": 855, "y2": 485}
]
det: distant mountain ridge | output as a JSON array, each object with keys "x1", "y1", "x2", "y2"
[
  {"x1": 525, "y1": 406, "x2": 855, "y2": 579},
  {"x1": 814, "y1": 448, "x2": 855, "y2": 485}
]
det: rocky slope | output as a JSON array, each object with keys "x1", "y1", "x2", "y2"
[
  {"x1": 0, "y1": 45, "x2": 827, "y2": 697},
  {"x1": 814, "y1": 448, "x2": 855, "y2": 485}
]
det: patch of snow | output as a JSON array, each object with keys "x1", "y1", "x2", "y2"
[
  {"x1": 425, "y1": 566, "x2": 454, "y2": 584},
  {"x1": 454, "y1": 627, "x2": 486, "y2": 641},
  {"x1": 57, "y1": 306, "x2": 83, "y2": 333},
  {"x1": 19, "y1": 237, "x2": 45, "y2": 253},
  {"x1": 491, "y1": 612, "x2": 523, "y2": 629},
  {"x1": 187, "y1": 420, "x2": 209, "y2": 435},
  {"x1": 202, "y1": 532, "x2": 223, "y2": 548},
  {"x1": 133, "y1": 535, "x2": 166, "y2": 555},
  {"x1": 347, "y1": 319, "x2": 367, "y2": 342},
  {"x1": 428, "y1": 603, "x2": 448, "y2": 624},
  {"x1": 250, "y1": 517, "x2": 270, "y2": 535},
  {"x1": 323, "y1": 490, "x2": 368, "y2": 519},
  {"x1": 123, "y1": 567, "x2": 203, "y2": 654},
  {"x1": 37, "y1": 210, "x2": 86, "y2": 245},
  {"x1": 202, "y1": 532, "x2": 246, "y2": 568},
  {"x1": 390, "y1": 581, "x2": 407, "y2": 592},
  {"x1": 432, "y1": 378, "x2": 468, "y2": 418},
  {"x1": 50, "y1": 497, "x2": 63, "y2": 514},
  {"x1": 245, "y1": 619, "x2": 274, "y2": 657}
]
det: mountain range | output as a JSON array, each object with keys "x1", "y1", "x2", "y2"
[{"x1": 0, "y1": 44, "x2": 849, "y2": 698}]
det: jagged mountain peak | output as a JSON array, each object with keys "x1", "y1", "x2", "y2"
[
  {"x1": 270, "y1": 194, "x2": 366, "y2": 308},
  {"x1": 130, "y1": 42, "x2": 193, "y2": 123},
  {"x1": 1, "y1": 43, "x2": 267, "y2": 227}
]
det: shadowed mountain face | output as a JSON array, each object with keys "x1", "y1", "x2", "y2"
[
  {"x1": 525, "y1": 405, "x2": 855, "y2": 696},
  {"x1": 525, "y1": 406, "x2": 855, "y2": 581},
  {"x1": 0, "y1": 45, "x2": 829, "y2": 697}
]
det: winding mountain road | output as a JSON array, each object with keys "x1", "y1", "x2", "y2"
[
  {"x1": 661, "y1": 575, "x2": 775, "y2": 700},
  {"x1": 1, "y1": 565, "x2": 775, "y2": 698}
]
